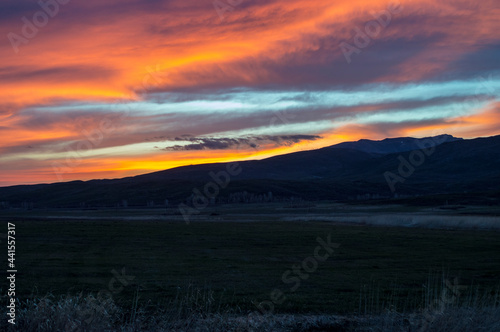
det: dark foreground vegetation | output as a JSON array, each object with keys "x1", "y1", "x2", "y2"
[{"x1": 3, "y1": 289, "x2": 500, "y2": 331}]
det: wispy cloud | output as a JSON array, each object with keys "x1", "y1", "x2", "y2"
[
  {"x1": 162, "y1": 135, "x2": 321, "y2": 151},
  {"x1": 1, "y1": 0, "x2": 499, "y2": 185}
]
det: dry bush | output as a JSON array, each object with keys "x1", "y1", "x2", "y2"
[{"x1": 2, "y1": 280, "x2": 498, "y2": 331}]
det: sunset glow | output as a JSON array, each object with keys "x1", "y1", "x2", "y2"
[{"x1": 1, "y1": 0, "x2": 499, "y2": 186}]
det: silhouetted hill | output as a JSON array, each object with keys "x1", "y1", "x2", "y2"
[
  {"x1": 331, "y1": 134, "x2": 462, "y2": 154},
  {"x1": 138, "y1": 147, "x2": 375, "y2": 181},
  {"x1": 0, "y1": 134, "x2": 499, "y2": 208},
  {"x1": 137, "y1": 134, "x2": 461, "y2": 181}
]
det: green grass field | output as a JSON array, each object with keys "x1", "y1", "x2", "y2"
[{"x1": 7, "y1": 209, "x2": 500, "y2": 316}]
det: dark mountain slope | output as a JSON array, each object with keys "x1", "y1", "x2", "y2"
[
  {"x1": 137, "y1": 147, "x2": 376, "y2": 181},
  {"x1": 0, "y1": 134, "x2": 498, "y2": 208},
  {"x1": 331, "y1": 134, "x2": 462, "y2": 154}
]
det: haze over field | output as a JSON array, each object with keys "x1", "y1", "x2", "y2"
[{"x1": 1, "y1": 0, "x2": 500, "y2": 186}]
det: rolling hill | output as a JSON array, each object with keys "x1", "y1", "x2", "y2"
[{"x1": 1, "y1": 134, "x2": 499, "y2": 208}]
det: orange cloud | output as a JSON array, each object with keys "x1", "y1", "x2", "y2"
[{"x1": 1, "y1": 0, "x2": 500, "y2": 186}]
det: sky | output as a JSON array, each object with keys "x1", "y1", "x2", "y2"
[{"x1": 0, "y1": 0, "x2": 499, "y2": 186}]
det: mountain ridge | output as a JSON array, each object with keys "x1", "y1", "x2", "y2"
[{"x1": 0, "y1": 134, "x2": 499, "y2": 208}]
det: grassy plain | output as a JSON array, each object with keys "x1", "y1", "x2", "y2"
[{"x1": 3, "y1": 203, "x2": 499, "y2": 317}]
